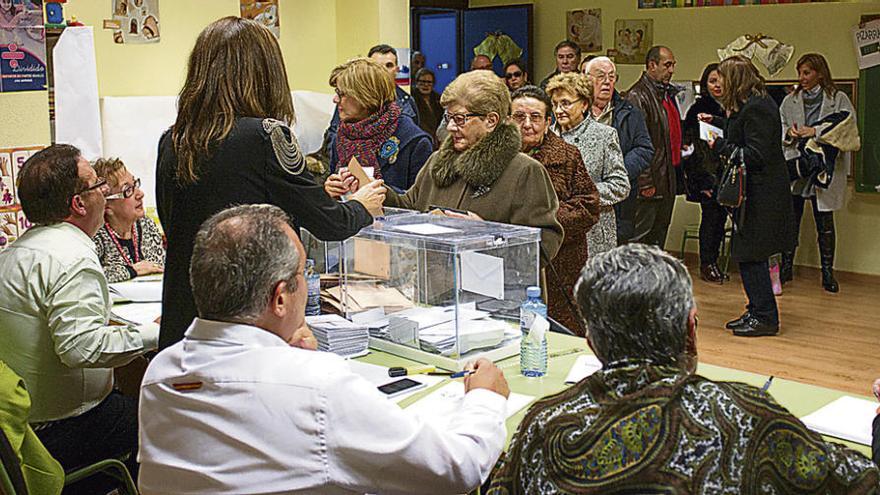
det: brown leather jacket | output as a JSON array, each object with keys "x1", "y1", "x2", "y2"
[{"x1": 626, "y1": 73, "x2": 676, "y2": 199}]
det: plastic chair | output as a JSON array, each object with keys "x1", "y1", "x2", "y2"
[
  {"x1": 679, "y1": 223, "x2": 733, "y2": 276},
  {"x1": 0, "y1": 426, "x2": 138, "y2": 495}
]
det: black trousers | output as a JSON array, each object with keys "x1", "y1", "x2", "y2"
[
  {"x1": 36, "y1": 390, "x2": 139, "y2": 494},
  {"x1": 632, "y1": 194, "x2": 676, "y2": 247},
  {"x1": 791, "y1": 194, "x2": 833, "y2": 245},
  {"x1": 739, "y1": 260, "x2": 778, "y2": 324},
  {"x1": 699, "y1": 196, "x2": 727, "y2": 265}
]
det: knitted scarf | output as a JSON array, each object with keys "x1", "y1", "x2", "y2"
[{"x1": 336, "y1": 102, "x2": 401, "y2": 178}]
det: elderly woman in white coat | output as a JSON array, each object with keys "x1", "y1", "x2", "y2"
[
  {"x1": 546, "y1": 72, "x2": 629, "y2": 256},
  {"x1": 779, "y1": 53, "x2": 859, "y2": 293}
]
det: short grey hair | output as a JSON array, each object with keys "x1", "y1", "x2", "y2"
[
  {"x1": 585, "y1": 56, "x2": 616, "y2": 75},
  {"x1": 190, "y1": 204, "x2": 300, "y2": 323},
  {"x1": 574, "y1": 244, "x2": 694, "y2": 366}
]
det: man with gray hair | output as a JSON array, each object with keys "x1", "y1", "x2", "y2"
[
  {"x1": 138, "y1": 204, "x2": 511, "y2": 494},
  {"x1": 488, "y1": 244, "x2": 879, "y2": 494},
  {"x1": 585, "y1": 56, "x2": 654, "y2": 244}
]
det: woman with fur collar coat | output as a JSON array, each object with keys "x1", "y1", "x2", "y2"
[{"x1": 327, "y1": 71, "x2": 564, "y2": 262}]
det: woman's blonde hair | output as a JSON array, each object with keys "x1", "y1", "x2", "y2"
[
  {"x1": 172, "y1": 17, "x2": 295, "y2": 185},
  {"x1": 796, "y1": 53, "x2": 836, "y2": 97},
  {"x1": 440, "y1": 70, "x2": 510, "y2": 117},
  {"x1": 545, "y1": 72, "x2": 594, "y2": 105},
  {"x1": 717, "y1": 55, "x2": 766, "y2": 113},
  {"x1": 329, "y1": 58, "x2": 396, "y2": 116},
  {"x1": 93, "y1": 158, "x2": 127, "y2": 189}
]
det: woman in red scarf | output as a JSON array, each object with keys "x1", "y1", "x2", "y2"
[{"x1": 328, "y1": 58, "x2": 433, "y2": 193}]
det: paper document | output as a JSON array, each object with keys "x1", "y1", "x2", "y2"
[
  {"x1": 404, "y1": 382, "x2": 534, "y2": 422},
  {"x1": 347, "y1": 360, "x2": 444, "y2": 403},
  {"x1": 459, "y1": 251, "x2": 504, "y2": 300},
  {"x1": 564, "y1": 354, "x2": 603, "y2": 384},
  {"x1": 110, "y1": 302, "x2": 161, "y2": 326},
  {"x1": 800, "y1": 396, "x2": 877, "y2": 446},
  {"x1": 393, "y1": 223, "x2": 461, "y2": 235},
  {"x1": 699, "y1": 121, "x2": 724, "y2": 142},
  {"x1": 109, "y1": 279, "x2": 163, "y2": 303}
]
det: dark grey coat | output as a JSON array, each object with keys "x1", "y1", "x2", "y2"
[{"x1": 716, "y1": 94, "x2": 795, "y2": 262}]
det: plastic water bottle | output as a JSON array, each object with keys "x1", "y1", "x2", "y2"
[
  {"x1": 305, "y1": 259, "x2": 321, "y2": 316},
  {"x1": 520, "y1": 286, "x2": 548, "y2": 377}
]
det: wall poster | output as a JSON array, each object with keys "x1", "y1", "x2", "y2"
[
  {"x1": 613, "y1": 19, "x2": 652, "y2": 65},
  {"x1": 0, "y1": 146, "x2": 42, "y2": 250},
  {"x1": 639, "y1": 0, "x2": 840, "y2": 8},
  {"x1": 0, "y1": 0, "x2": 46, "y2": 92},
  {"x1": 567, "y1": 9, "x2": 602, "y2": 53},
  {"x1": 240, "y1": 0, "x2": 279, "y2": 38},
  {"x1": 111, "y1": 0, "x2": 160, "y2": 44}
]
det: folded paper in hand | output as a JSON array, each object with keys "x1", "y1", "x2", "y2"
[{"x1": 699, "y1": 121, "x2": 724, "y2": 142}]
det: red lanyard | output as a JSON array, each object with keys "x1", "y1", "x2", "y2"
[{"x1": 105, "y1": 222, "x2": 140, "y2": 266}]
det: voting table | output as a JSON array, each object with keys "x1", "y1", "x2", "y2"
[{"x1": 358, "y1": 331, "x2": 873, "y2": 456}]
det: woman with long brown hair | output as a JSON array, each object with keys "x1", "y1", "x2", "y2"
[
  {"x1": 705, "y1": 55, "x2": 794, "y2": 337},
  {"x1": 156, "y1": 17, "x2": 385, "y2": 349},
  {"x1": 779, "y1": 53, "x2": 859, "y2": 292}
]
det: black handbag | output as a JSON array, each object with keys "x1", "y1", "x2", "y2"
[{"x1": 716, "y1": 147, "x2": 745, "y2": 208}]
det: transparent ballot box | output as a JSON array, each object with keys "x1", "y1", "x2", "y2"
[
  {"x1": 301, "y1": 207, "x2": 418, "y2": 275},
  {"x1": 339, "y1": 213, "x2": 541, "y2": 370}
]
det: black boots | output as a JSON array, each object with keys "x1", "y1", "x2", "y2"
[
  {"x1": 781, "y1": 251, "x2": 794, "y2": 284},
  {"x1": 816, "y1": 212, "x2": 839, "y2": 293}
]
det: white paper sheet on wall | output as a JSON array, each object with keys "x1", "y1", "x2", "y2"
[
  {"x1": 55, "y1": 27, "x2": 103, "y2": 160},
  {"x1": 99, "y1": 91, "x2": 335, "y2": 209}
]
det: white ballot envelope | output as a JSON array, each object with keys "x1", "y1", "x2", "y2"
[
  {"x1": 699, "y1": 121, "x2": 724, "y2": 142},
  {"x1": 458, "y1": 251, "x2": 504, "y2": 300}
]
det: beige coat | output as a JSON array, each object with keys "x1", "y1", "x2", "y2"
[{"x1": 385, "y1": 121, "x2": 564, "y2": 261}]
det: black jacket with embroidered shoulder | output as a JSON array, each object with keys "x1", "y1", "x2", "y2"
[{"x1": 156, "y1": 117, "x2": 372, "y2": 350}]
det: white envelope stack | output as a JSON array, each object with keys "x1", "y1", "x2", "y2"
[{"x1": 306, "y1": 314, "x2": 370, "y2": 358}]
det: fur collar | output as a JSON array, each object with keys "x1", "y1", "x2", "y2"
[{"x1": 431, "y1": 121, "x2": 521, "y2": 188}]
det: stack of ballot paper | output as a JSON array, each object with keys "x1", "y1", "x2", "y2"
[
  {"x1": 419, "y1": 319, "x2": 511, "y2": 356},
  {"x1": 323, "y1": 284, "x2": 413, "y2": 314},
  {"x1": 109, "y1": 279, "x2": 163, "y2": 303},
  {"x1": 306, "y1": 314, "x2": 370, "y2": 358},
  {"x1": 800, "y1": 396, "x2": 877, "y2": 445}
]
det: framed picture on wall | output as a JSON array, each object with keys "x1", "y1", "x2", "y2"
[
  {"x1": 567, "y1": 9, "x2": 601, "y2": 53},
  {"x1": 613, "y1": 19, "x2": 652, "y2": 65}
]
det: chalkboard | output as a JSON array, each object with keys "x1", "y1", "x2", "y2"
[{"x1": 855, "y1": 65, "x2": 880, "y2": 194}]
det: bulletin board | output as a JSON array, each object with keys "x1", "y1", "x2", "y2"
[
  {"x1": 461, "y1": 4, "x2": 532, "y2": 78},
  {"x1": 855, "y1": 65, "x2": 880, "y2": 193},
  {"x1": 0, "y1": 146, "x2": 41, "y2": 250}
]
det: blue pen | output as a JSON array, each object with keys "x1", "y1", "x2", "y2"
[
  {"x1": 761, "y1": 375, "x2": 774, "y2": 393},
  {"x1": 449, "y1": 370, "x2": 475, "y2": 379}
]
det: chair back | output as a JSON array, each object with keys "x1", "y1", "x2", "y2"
[{"x1": 0, "y1": 427, "x2": 28, "y2": 495}]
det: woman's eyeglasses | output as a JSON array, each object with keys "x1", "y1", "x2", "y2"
[
  {"x1": 551, "y1": 98, "x2": 583, "y2": 111},
  {"x1": 511, "y1": 112, "x2": 546, "y2": 124},
  {"x1": 444, "y1": 111, "x2": 485, "y2": 127},
  {"x1": 504, "y1": 70, "x2": 523, "y2": 79},
  {"x1": 106, "y1": 178, "x2": 141, "y2": 200},
  {"x1": 416, "y1": 79, "x2": 434, "y2": 85}
]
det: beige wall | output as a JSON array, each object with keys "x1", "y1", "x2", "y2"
[
  {"x1": 471, "y1": 0, "x2": 880, "y2": 275},
  {"x1": 0, "y1": 0, "x2": 409, "y2": 172}
]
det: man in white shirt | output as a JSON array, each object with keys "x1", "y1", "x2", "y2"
[
  {"x1": 138, "y1": 204, "x2": 510, "y2": 495},
  {"x1": 0, "y1": 144, "x2": 159, "y2": 484}
]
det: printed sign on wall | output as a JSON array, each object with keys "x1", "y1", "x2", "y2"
[{"x1": 0, "y1": 146, "x2": 42, "y2": 250}]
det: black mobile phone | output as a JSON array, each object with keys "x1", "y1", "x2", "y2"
[{"x1": 377, "y1": 378, "x2": 426, "y2": 398}]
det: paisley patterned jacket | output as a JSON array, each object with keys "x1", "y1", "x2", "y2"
[{"x1": 487, "y1": 361, "x2": 880, "y2": 494}]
